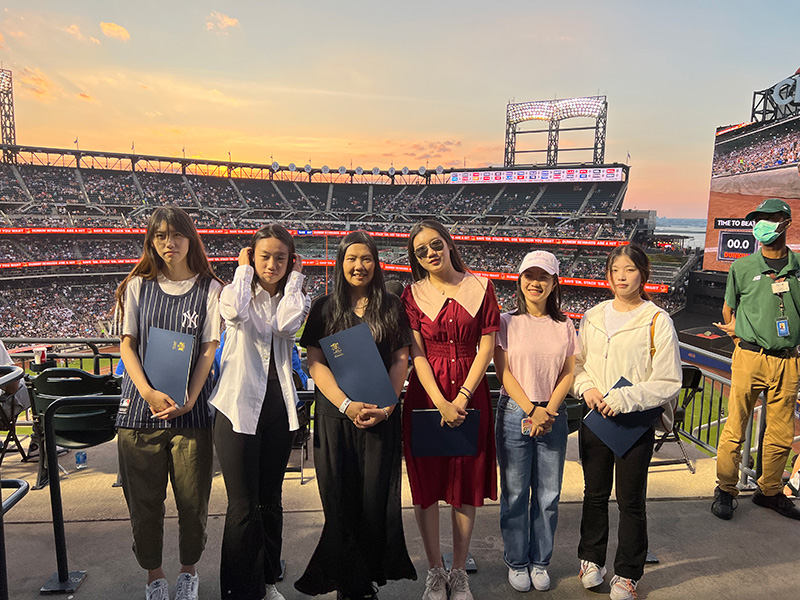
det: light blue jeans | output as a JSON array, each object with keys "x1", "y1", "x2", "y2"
[{"x1": 495, "y1": 395, "x2": 568, "y2": 569}]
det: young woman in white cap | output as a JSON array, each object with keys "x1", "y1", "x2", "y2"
[{"x1": 494, "y1": 250, "x2": 579, "y2": 593}]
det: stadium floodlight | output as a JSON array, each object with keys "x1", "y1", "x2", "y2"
[
  {"x1": 402, "y1": 166, "x2": 409, "y2": 175},
  {"x1": 0, "y1": 70, "x2": 11, "y2": 93},
  {"x1": 388, "y1": 166, "x2": 396, "y2": 176},
  {"x1": 356, "y1": 166, "x2": 364, "y2": 175},
  {"x1": 507, "y1": 96, "x2": 606, "y2": 125},
  {"x1": 271, "y1": 161, "x2": 280, "y2": 171},
  {"x1": 338, "y1": 166, "x2": 347, "y2": 174},
  {"x1": 304, "y1": 164, "x2": 312, "y2": 173},
  {"x1": 321, "y1": 165, "x2": 330, "y2": 174},
  {"x1": 288, "y1": 163, "x2": 297, "y2": 172},
  {"x1": 372, "y1": 167, "x2": 380, "y2": 176},
  {"x1": 418, "y1": 166, "x2": 426, "y2": 175}
]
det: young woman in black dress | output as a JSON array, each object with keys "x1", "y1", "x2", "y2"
[{"x1": 294, "y1": 230, "x2": 416, "y2": 600}]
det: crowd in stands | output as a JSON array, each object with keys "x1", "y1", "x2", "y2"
[
  {"x1": 83, "y1": 169, "x2": 142, "y2": 205},
  {"x1": 713, "y1": 126, "x2": 800, "y2": 176}
]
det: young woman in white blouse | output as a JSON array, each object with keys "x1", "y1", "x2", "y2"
[{"x1": 209, "y1": 224, "x2": 310, "y2": 600}]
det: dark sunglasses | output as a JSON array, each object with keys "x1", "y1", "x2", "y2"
[{"x1": 414, "y1": 238, "x2": 446, "y2": 259}]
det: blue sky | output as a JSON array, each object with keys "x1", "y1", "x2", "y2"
[{"x1": 0, "y1": 0, "x2": 797, "y2": 217}]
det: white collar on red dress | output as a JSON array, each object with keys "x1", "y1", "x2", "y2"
[{"x1": 410, "y1": 273, "x2": 488, "y2": 322}]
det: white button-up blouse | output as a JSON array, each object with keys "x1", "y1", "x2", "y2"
[{"x1": 209, "y1": 265, "x2": 311, "y2": 434}]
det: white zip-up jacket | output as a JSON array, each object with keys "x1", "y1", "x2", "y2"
[
  {"x1": 572, "y1": 300, "x2": 681, "y2": 432},
  {"x1": 209, "y1": 266, "x2": 311, "y2": 434}
]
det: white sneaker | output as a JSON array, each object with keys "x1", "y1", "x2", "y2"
[
  {"x1": 265, "y1": 583, "x2": 286, "y2": 600},
  {"x1": 530, "y1": 566, "x2": 551, "y2": 591},
  {"x1": 448, "y1": 568, "x2": 473, "y2": 600},
  {"x1": 609, "y1": 575, "x2": 638, "y2": 600},
  {"x1": 579, "y1": 560, "x2": 606, "y2": 589},
  {"x1": 422, "y1": 566, "x2": 449, "y2": 600},
  {"x1": 508, "y1": 566, "x2": 531, "y2": 592},
  {"x1": 173, "y1": 572, "x2": 199, "y2": 600},
  {"x1": 145, "y1": 578, "x2": 169, "y2": 600}
]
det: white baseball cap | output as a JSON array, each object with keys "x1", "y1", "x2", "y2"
[{"x1": 518, "y1": 250, "x2": 559, "y2": 276}]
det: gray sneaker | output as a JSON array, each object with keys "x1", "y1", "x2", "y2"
[
  {"x1": 448, "y1": 568, "x2": 473, "y2": 600},
  {"x1": 173, "y1": 572, "x2": 199, "y2": 600},
  {"x1": 422, "y1": 566, "x2": 448, "y2": 600},
  {"x1": 145, "y1": 579, "x2": 169, "y2": 600}
]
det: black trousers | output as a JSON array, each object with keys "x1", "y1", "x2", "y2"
[
  {"x1": 214, "y1": 383, "x2": 296, "y2": 600},
  {"x1": 577, "y1": 422, "x2": 654, "y2": 581}
]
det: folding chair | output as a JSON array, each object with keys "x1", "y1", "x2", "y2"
[
  {"x1": 0, "y1": 374, "x2": 30, "y2": 464},
  {"x1": 651, "y1": 364, "x2": 702, "y2": 473}
]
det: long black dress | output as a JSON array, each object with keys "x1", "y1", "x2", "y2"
[{"x1": 294, "y1": 294, "x2": 417, "y2": 597}]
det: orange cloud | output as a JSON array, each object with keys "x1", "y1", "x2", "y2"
[
  {"x1": 0, "y1": 33, "x2": 5, "y2": 50},
  {"x1": 7, "y1": 30, "x2": 26, "y2": 39},
  {"x1": 64, "y1": 24, "x2": 84, "y2": 40},
  {"x1": 206, "y1": 11, "x2": 239, "y2": 32},
  {"x1": 77, "y1": 92, "x2": 97, "y2": 102},
  {"x1": 18, "y1": 67, "x2": 58, "y2": 102},
  {"x1": 100, "y1": 22, "x2": 130, "y2": 41},
  {"x1": 90, "y1": 37, "x2": 100, "y2": 45}
]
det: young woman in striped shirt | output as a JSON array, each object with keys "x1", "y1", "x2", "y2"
[{"x1": 115, "y1": 206, "x2": 223, "y2": 600}]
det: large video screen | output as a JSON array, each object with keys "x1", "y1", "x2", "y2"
[
  {"x1": 703, "y1": 115, "x2": 800, "y2": 272},
  {"x1": 449, "y1": 167, "x2": 623, "y2": 185}
]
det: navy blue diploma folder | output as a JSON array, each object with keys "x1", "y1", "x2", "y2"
[
  {"x1": 142, "y1": 327, "x2": 195, "y2": 407},
  {"x1": 319, "y1": 322, "x2": 398, "y2": 408},
  {"x1": 582, "y1": 377, "x2": 664, "y2": 457},
  {"x1": 411, "y1": 409, "x2": 480, "y2": 457}
]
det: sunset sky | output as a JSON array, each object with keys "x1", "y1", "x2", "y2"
[{"x1": 0, "y1": 1, "x2": 797, "y2": 217}]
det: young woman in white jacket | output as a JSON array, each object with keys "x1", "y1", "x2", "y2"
[
  {"x1": 210, "y1": 224, "x2": 310, "y2": 600},
  {"x1": 572, "y1": 244, "x2": 681, "y2": 600}
]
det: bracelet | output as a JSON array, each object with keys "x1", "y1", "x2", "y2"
[
  {"x1": 527, "y1": 406, "x2": 536, "y2": 417},
  {"x1": 459, "y1": 385, "x2": 473, "y2": 399},
  {"x1": 339, "y1": 398, "x2": 352, "y2": 414},
  {"x1": 382, "y1": 408, "x2": 390, "y2": 421}
]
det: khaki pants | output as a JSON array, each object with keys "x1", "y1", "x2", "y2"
[
  {"x1": 716, "y1": 345, "x2": 799, "y2": 497},
  {"x1": 118, "y1": 427, "x2": 213, "y2": 570}
]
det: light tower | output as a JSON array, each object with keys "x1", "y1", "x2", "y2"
[{"x1": 0, "y1": 69, "x2": 16, "y2": 163}]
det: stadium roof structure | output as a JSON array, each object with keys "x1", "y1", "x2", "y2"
[
  {"x1": 0, "y1": 142, "x2": 628, "y2": 187},
  {"x1": 504, "y1": 96, "x2": 608, "y2": 168}
]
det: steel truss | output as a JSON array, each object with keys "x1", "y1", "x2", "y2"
[{"x1": 504, "y1": 96, "x2": 608, "y2": 168}]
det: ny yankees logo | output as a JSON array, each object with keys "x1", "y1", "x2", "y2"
[{"x1": 182, "y1": 310, "x2": 199, "y2": 329}]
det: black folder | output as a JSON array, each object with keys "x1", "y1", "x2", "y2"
[
  {"x1": 582, "y1": 377, "x2": 663, "y2": 457},
  {"x1": 320, "y1": 322, "x2": 398, "y2": 408},
  {"x1": 411, "y1": 408, "x2": 481, "y2": 457},
  {"x1": 143, "y1": 327, "x2": 194, "y2": 407}
]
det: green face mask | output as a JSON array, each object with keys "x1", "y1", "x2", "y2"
[{"x1": 753, "y1": 219, "x2": 784, "y2": 245}]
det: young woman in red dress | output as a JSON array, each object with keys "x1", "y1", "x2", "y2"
[{"x1": 401, "y1": 220, "x2": 500, "y2": 600}]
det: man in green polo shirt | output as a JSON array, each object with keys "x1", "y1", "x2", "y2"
[{"x1": 712, "y1": 198, "x2": 800, "y2": 521}]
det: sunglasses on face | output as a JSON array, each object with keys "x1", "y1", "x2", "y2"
[{"x1": 414, "y1": 238, "x2": 446, "y2": 260}]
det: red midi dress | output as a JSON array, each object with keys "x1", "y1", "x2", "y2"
[{"x1": 401, "y1": 274, "x2": 500, "y2": 509}]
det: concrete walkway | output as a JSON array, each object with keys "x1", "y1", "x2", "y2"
[{"x1": 2, "y1": 432, "x2": 796, "y2": 599}]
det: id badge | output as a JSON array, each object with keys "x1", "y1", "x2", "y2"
[
  {"x1": 772, "y1": 280, "x2": 790, "y2": 295},
  {"x1": 777, "y1": 317, "x2": 790, "y2": 337},
  {"x1": 521, "y1": 417, "x2": 534, "y2": 436}
]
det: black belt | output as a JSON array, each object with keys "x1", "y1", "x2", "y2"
[{"x1": 738, "y1": 340, "x2": 798, "y2": 358}]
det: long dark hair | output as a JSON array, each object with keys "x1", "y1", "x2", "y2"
[
  {"x1": 606, "y1": 243, "x2": 651, "y2": 301},
  {"x1": 250, "y1": 224, "x2": 295, "y2": 294},
  {"x1": 407, "y1": 219, "x2": 470, "y2": 282},
  {"x1": 324, "y1": 231, "x2": 400, "y2": 344},
  {"x1": 514, "y1": 271, "x2": 566, "y2": 322},
  {"x1": 115, "y1": 206, "x2": 222, "y2": 319}
]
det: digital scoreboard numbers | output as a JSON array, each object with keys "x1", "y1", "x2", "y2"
[{"x1": 717, "y1": 230, "x2": 758, "y2": 262}]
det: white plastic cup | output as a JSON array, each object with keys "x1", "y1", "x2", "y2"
[{"x1": 33, "y1": 346, "x2": 47, "y2": 364}]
